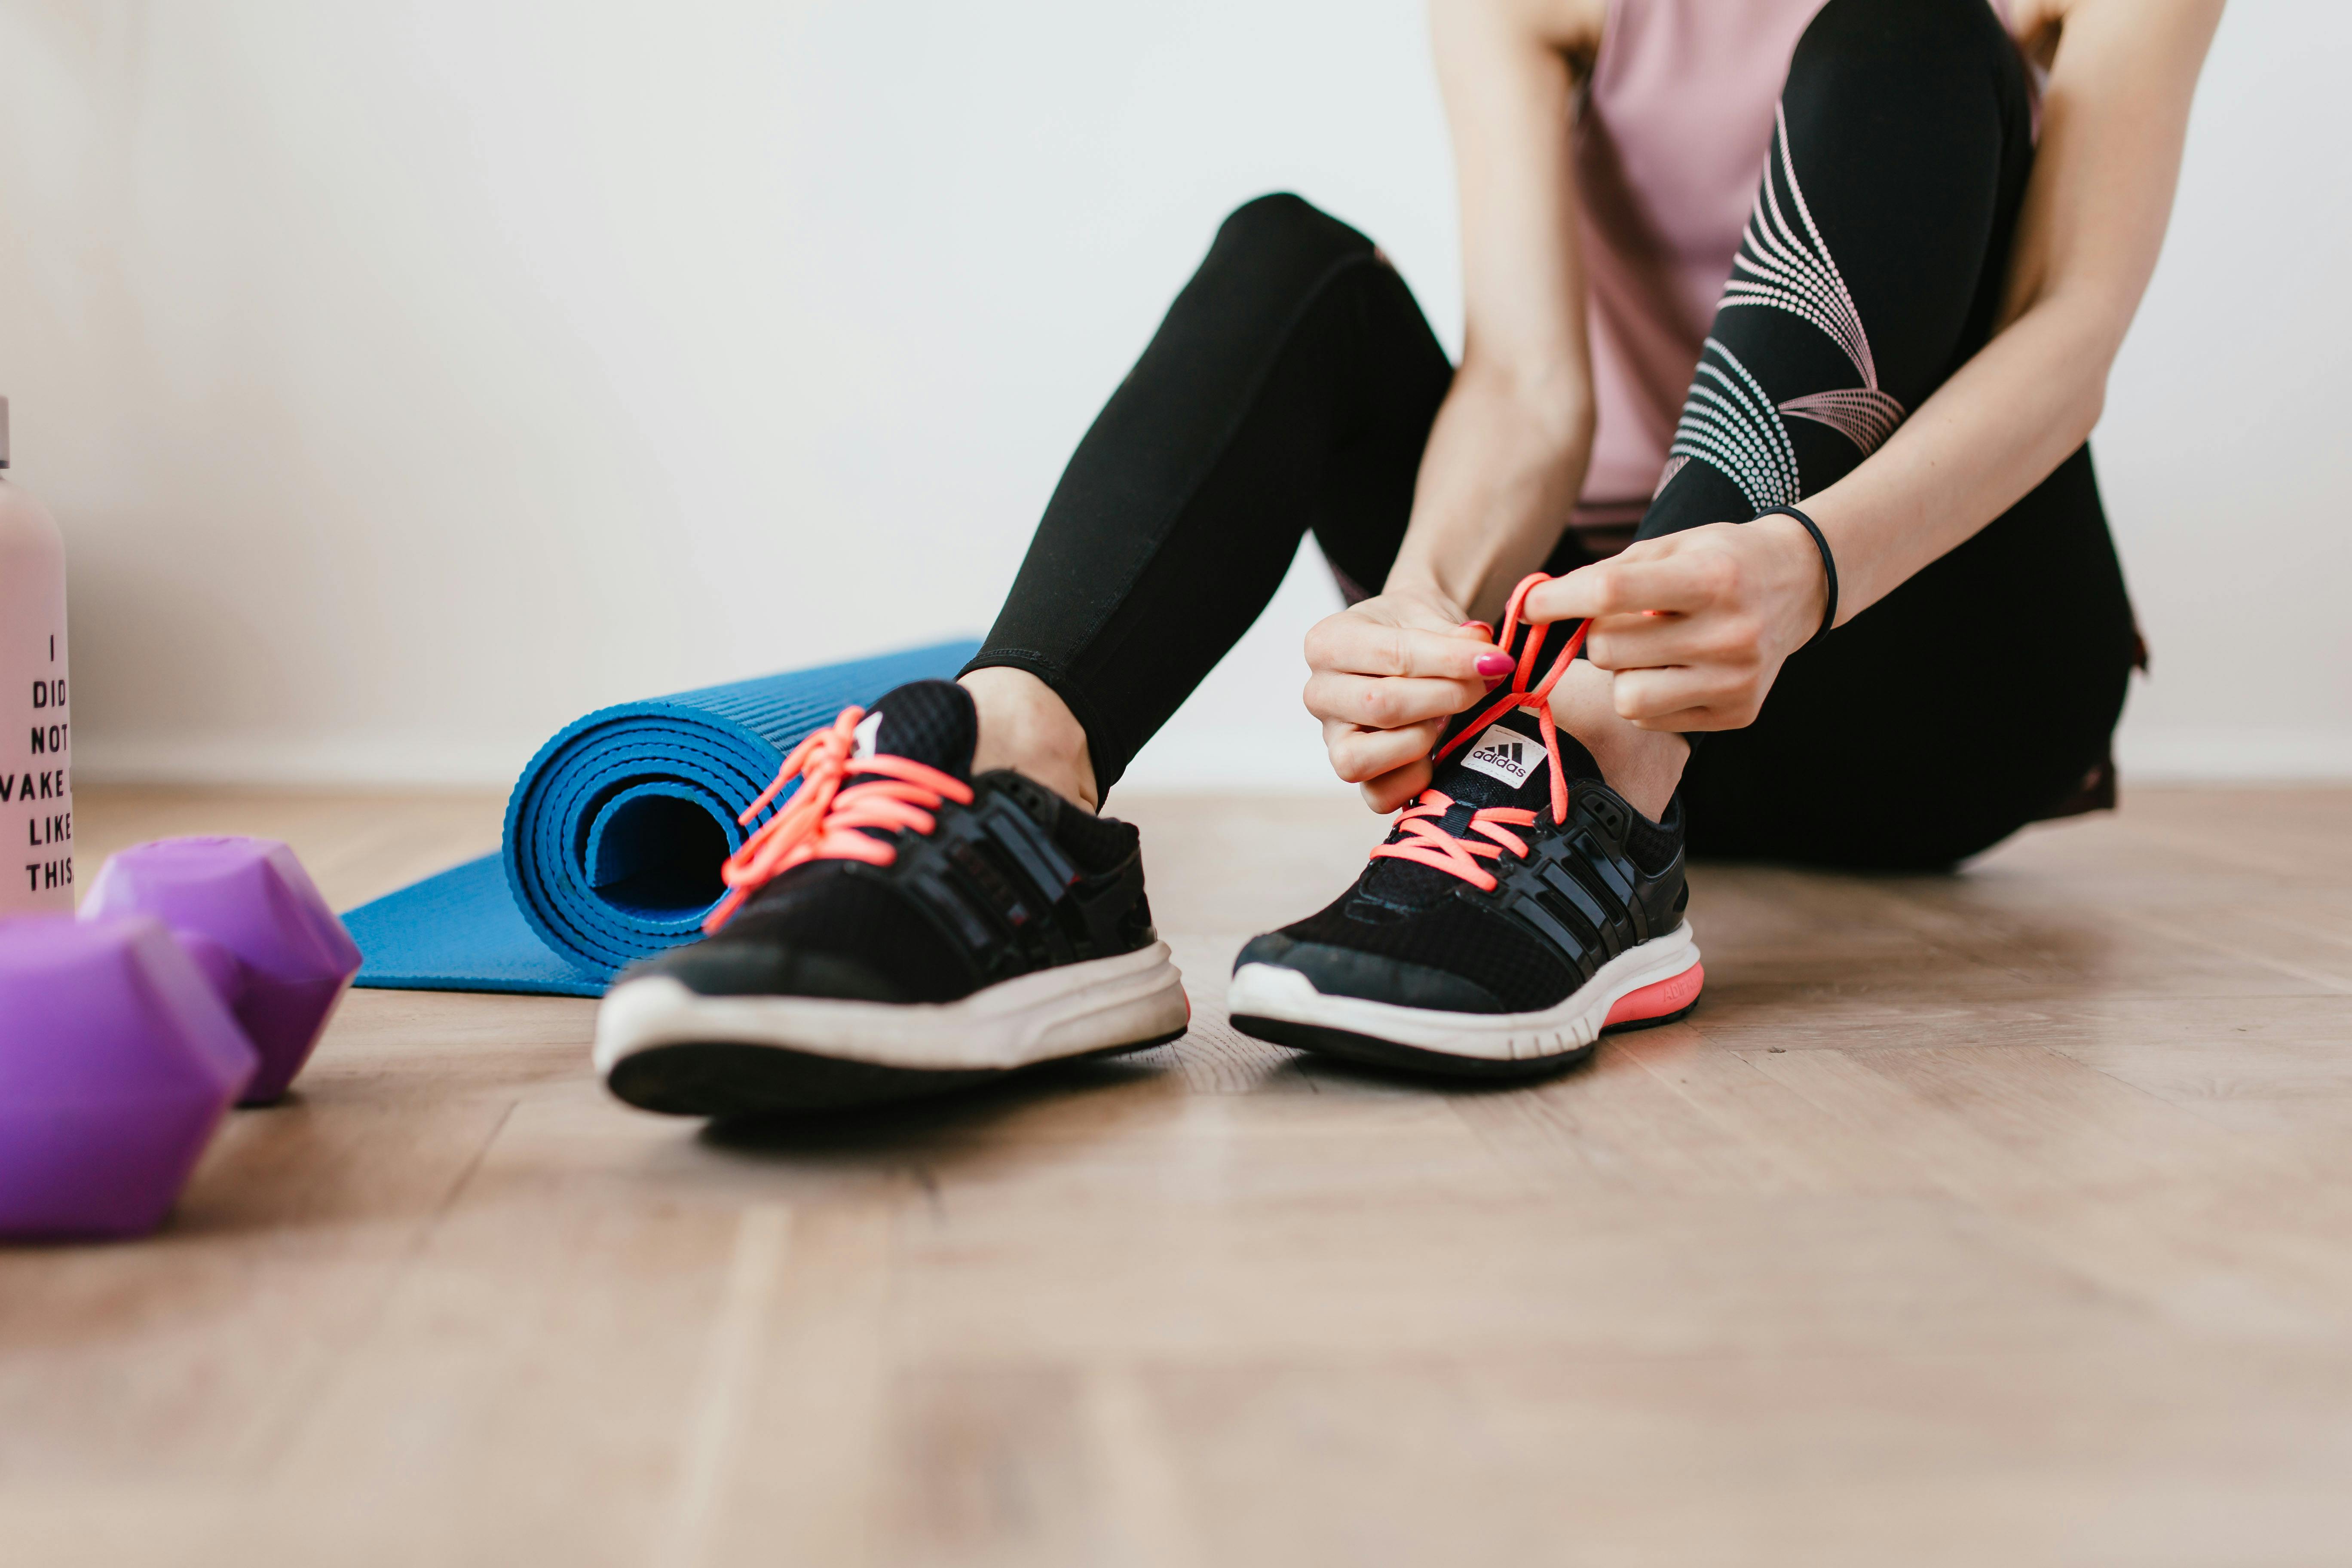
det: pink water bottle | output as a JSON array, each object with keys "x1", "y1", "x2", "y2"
[{"x1": 0, "y1": 397, "x2": 74, "y2": 915}]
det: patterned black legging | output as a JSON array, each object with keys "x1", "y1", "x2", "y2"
[{"x1": 967, "y1": 0, "x2": 2139, "y2": 870}]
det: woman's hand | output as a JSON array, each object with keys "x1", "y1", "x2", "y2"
[
  {"x1": 1522, "y1": 515, "x2": 1828, "y2": 732},
  {"x1": 1305, "y1": 588, "x2": 1515, "y2": 812}
]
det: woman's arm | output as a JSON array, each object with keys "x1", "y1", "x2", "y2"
[
  {"x1": 1307, "y1": 0, "x2": 1608, "y2": 808},
  {"x1": 1528, "y1": 0, "x2": 2223, "y2": 732},
  {"x1": 1386, "y1": 0, "x2": 1604, "y2": 614}
]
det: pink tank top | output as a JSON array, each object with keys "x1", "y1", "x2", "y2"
[{"x1": 1571, "y1": 0, "x2": 2014, "y2": 533}]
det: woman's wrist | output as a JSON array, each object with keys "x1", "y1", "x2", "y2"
[
  {"x1": 1374, "y1": 567, "x2": 1472, "y2": 626},
  {"x1": 1387, "y1": 514, "x2": 1554, "y2": 624},
  {"x1": 1746, "y1": 511, "x2": 1834, "y2": 652},
  {"x1": 1389, "y1": 369, "x2": 1594, "y2": 622}
]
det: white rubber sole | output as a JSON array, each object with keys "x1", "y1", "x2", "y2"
[
  {"x1": 593, "y1": 940, "x2": 1190, "y2": 1075},
  {"x1": 1227, "y1": 922, "x2": 1700, "y2": 1064}
]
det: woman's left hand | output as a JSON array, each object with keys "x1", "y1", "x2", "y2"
[{"x1": 1520, "y1": 514, "x2": 1829, "y2": 731}]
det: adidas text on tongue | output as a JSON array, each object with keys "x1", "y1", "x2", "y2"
[{"x1": 1457, "y1": 723, "x2": 1543, "y2": 790}]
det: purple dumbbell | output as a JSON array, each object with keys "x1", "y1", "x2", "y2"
[
  {"x1": 80, "y1": 837, "x2": 362, "y2": 1104},
  {"x1": 0, "y1": 916, "x2": 258, "y2": 1238}
]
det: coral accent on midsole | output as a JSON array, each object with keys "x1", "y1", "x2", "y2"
[{"x1": 1602, "y1": 961, "x2": 1705, "y2": 1027}]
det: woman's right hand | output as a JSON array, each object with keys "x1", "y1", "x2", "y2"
[{"x1": 1304, "y1": 588, "x2": 1516, "y2": 813}]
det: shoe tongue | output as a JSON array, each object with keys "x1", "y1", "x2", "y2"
[
  {"x1": 1424, "y1": 614, "x2": 1599, "y2": 809},
  {"x1": 1355, "y1": 702, "x2": 1601, "y2": 910},
  {"x1": 852, "y1": 679, "x2": 977, "y2": 779},
  {"x1": 1430, "y1": 692, "x2": 1609, "y2": 812},
  {"x1": 1431, "y1": 705, "x2": 1555, "y2": 811},
  {"x1": 1352, "y1": 621, "x2": 1604, "y2": 912}
]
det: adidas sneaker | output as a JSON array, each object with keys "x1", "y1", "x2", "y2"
[
  {"x1": 595, "y1": 680, "x2": 1189, "y2": 1114},
  {"x1": 1228, "y1": 575, "x2": 1702, "y2": 1077}
]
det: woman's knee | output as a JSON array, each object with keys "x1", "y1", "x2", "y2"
[
  {"x1": 1764, "y1": 0, "x2": 2031, "y2": 400},
  {"x1": 1209, "y1": 193, "x2": 1375, "y2": 278},
  {"x1": 1785, "y1": 0, "x2": 2021, "y2": 121}
]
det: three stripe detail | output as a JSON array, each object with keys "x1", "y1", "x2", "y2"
[
  {"x1": 1489, "y1": 808, "x2": 1656, "y2": 981},
  {"x1": 895, "y1": 789, "x2": 1138, "y2": 974}
]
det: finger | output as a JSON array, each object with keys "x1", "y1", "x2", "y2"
[
  {"x1": 1629, "y1": 705, "x2": 1739, "y2": 734},
  {"x1": 1304, "y1": 671, "x2": 1485, "y2": 730},
  {"x1": 1322, "y1": 716, "x2": 1445, "y2": 784},
  {"x1": 1610, "y1": 664, "x2": 1751, "y2": 725},
  {"x1": 1323, "y1": 717, "x2": 1445, "y2": 783},
  {"x1": 1360, "y1": 759, "x2": 1432, "y2": 814},
  {"x1": 1522, "y1": 553, "x2": 1727, "y2": 625},
  {"x1": 1584, "y1": 609, "x2": 1765, "y2": 672},
  {"x1": 1306, "y1": 616, "x2": 1512, "y2": 682},
  {"x1": 1582, "y1": 611, "x2": 1699, "y2": 672}
]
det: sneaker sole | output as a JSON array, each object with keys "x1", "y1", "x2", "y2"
[
  {"x1": 595, "y1": 941, "x2": 1190, "y2": 1115},
  {"x1": 1228, "y1": 922, "x2": 1702, "y2": 1081}
]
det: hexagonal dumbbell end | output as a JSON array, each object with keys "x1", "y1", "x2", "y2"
[
  {"x1": 80, "y1": 837, "x2": 362, "y2": 1104},
  {"x1": 0, "y1": 916, "x2": 259, "y2": 1239}
]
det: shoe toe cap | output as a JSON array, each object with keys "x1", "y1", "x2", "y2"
[
  {"x1": 621, "y1": 939, "x2": 904, "y2": 1003},
  {"x1": 1233, "y1": 930, "x2": 1504, "y2": 1013}
]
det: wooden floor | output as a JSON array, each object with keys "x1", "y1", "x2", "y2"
[{"x1": 9, "y1": 785, "x2": 2352, "y2": 1566}]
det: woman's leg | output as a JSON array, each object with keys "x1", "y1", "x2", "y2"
[
  {"x1": 1633, "y1": 0, "x2": 2138, "y2": 868},
  {"x1": 963, "y1": 194, "x2": 1456, "y2": 807}
]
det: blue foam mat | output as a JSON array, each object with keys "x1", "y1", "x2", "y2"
[
  {"x1": 345, "y1": 640, "x2": 980, "y2": 997},
  {"x1": 345, "y1": 854, "x2": 604, "y2": 995}
]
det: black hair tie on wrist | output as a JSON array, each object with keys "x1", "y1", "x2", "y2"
[{"x1": 1754, "y1": 505, "x2": 1838, "y2": 646}]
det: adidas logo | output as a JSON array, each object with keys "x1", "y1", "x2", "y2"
[
  {"x1": 1458, "y1": 723, "x2": 1540, "y2": 787},
  {"x1": 849, "y1": 710, "x2": 885, "y2": 762}
]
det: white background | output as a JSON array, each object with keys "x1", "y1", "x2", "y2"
[{"x1": 1, "y1": 0, "x2": 2345, "y2": 794}]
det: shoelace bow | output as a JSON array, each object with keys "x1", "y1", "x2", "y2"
[
  {"x1": 703, "y1": 704, "x2": 973, "y2": 933},
  {"x1": 1366, "y1": 572, "x2": 1589, "y2": 894}
]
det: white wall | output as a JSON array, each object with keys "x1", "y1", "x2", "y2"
[
  {"x1": 2093, "y1": 0, "x2": 2352, "y2": 780},
  {"x1": 0, "y1": 0, "x2": 2343, "y2": 793}
]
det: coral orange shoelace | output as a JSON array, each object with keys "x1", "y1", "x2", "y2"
[
  {"x1": 703, "y1": 704, "x2": 973, "y2": 933},
  {"x1": 1367, "y1": 572, "x2": 1589, "y2": 894}
]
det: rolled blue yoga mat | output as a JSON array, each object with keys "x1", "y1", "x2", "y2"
[{"x1": 344, "y1": 640, "x2": 979, "y2": 997}]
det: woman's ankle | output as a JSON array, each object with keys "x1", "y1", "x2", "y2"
[
  {"x1": 959, "y1": 667, "x2": 1101, "y2": 812},
  {"x1": 1548, "y1": 660, "x2": 1688, "y2": 821}
]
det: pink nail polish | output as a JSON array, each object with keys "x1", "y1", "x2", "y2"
[{"x1": 1476, "y1": 653, "x2": 1515, "y2": 677}]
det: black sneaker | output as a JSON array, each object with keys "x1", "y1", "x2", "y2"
[
  {"x1": 594, "y1": 680, "x2": 1188, "y2": 1114},
  {"x1": 1228, "y1": 579, "x2": 1701, "y2": 1078}
]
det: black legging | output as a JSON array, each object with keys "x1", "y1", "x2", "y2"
[{"x1": 968, "y1": 0, "x2": 2139, "y2": 871}]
